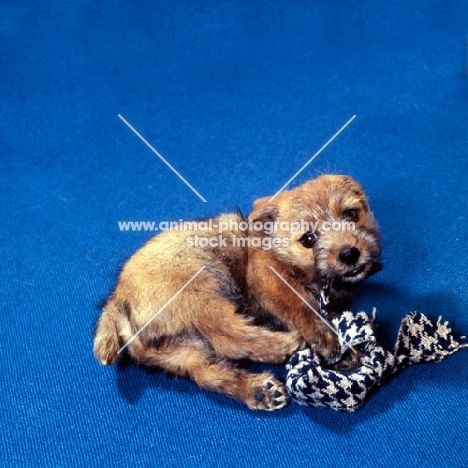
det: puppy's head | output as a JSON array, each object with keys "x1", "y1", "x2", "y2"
[{"x1": 249, "y1": 175, "x2": 381, "y2": 284}]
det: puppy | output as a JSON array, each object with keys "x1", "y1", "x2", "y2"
[{"x1": 94, "y1": 175, "x2": 381, "y2": 410}]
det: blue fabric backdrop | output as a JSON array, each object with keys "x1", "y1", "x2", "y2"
[{"x1": 1, "y1": 1, "x2": 467, "y2": 466}]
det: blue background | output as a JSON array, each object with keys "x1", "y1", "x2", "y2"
[{"x1": 1, "y1": 1, "x2": 467, "y2": 466}]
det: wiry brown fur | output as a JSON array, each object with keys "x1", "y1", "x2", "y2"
[{"x1": 94, "y1": 175, "x2": 381, "y2": 410}]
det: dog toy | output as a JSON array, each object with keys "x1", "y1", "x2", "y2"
[{"x1": 285, "y1": 309, "x2": 467, "y2": 412}]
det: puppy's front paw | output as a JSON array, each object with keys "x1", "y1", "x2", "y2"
[
  {"x1": 273, "y1": 331, "x2": 307, "y2": 363},
  {"x1": 331, "y1": 348, "x2": 361, "y2": 370},
  {"x1": 307, "y1": 330, "x2": 341, "y2": 363},
  {"x1": 253, "y1": 331, "x2": 306, "y2": 364},
  {"x1": 287, "y1": 331, "x2": 307, "y2": 353},
  {"x1": 247, "y1": 373, "x2": 290, "y2": 411}
]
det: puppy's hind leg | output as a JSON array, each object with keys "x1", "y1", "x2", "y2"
[
  {"x1": 195, "y1": 298, "x2": 306, "y2": 364},
  {"x1": 127, "y1": 338, "x2": 290, "y2": 411}
]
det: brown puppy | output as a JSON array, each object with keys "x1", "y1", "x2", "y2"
[{"x1": 94, "y1": 175, "x2": 381, "y2": 410}]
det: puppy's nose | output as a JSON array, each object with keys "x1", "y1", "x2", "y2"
[{"x1": 339, "y1": 247, "x2": 360, "y2": 264}]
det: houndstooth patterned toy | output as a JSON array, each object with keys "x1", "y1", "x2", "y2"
[{"x1": 285, "y1": 310, "x2": 467, "y2": 412}]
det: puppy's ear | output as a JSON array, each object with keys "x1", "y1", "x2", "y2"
[
  {"x1": 337, "y1": 175, "x2": 370, "y2": 212},
  {"x1": 249, "y1": 196, "x2": 278, "y2": 223}
]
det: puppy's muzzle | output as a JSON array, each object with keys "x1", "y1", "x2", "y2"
[
  {"x1": 338, "y1": 246, "x2": 366, "y2": 278},
  {"x1": 339, "y1": 247, "x2": 360, "y2": 265}
]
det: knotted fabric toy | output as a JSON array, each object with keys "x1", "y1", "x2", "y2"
[{"x1": 286, "y1": 310, "x2": 467, "y2": 412}]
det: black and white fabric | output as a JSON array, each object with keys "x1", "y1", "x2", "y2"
[
  {"x1": 286, "y1": 310, "x2": 467, "y2": 412},
  {"x1": 318, "y1": 280, "x2": 332, "y2": 318}
]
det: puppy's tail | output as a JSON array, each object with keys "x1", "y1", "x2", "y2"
[{"x1": 94, "y1": 300, "x2": 123, "y2": 365}]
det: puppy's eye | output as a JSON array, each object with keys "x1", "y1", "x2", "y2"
[
  {"x1": 342, "y1": 209, "x2": 358, "y2": 221},
  {"x1": 300, "y1": 232, "x2": 318, "y2": 248}
]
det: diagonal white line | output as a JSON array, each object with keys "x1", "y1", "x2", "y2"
[
  {"x1": 268, "y1": 266, "x2": 357, "y2": 356},
  {"x1": 117, "y1": 266, "x2": 206, "y2": 354},
  {"x1": 118, "y1": 114, "x2": 207, "y2": 203},
  {"x1": 269, "y1": 115, "x2": 356, "y2": 202}
]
